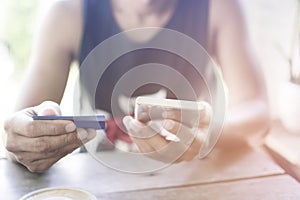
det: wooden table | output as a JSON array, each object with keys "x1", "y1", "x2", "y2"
[
  {"x1": 265, "y1": 120, "x2": 300, "y2": 181},
  {"x1": 1, "y1": 144, "x2": 300, "y2": 200}
]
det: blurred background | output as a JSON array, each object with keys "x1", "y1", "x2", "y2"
[{"x1": 0, "y1": 0, "x2": 298, "y2": 157}]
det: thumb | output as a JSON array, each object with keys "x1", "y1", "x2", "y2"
[{"x1": 35, "y1": 101, "x2": 62, "y2": 116}]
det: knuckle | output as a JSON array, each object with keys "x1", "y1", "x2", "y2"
[
  {"x1": 5, "y1": 143, "x2": 16, "y2": 152},
  {"x1": 4, "y1": 135, "x2": 17, "y2": 152},
  {"x1": 17, "y1": 155, "x2": 26, "y2": 163},
  {"x1": 27, "y1": 163, "x2": 50, "y2": 173},
  {"x1": 64, "y1": 133, "x2": 78, "y2": 147},
  {"x1": 3, "y1": 117, "x2": 12, "y2": 132},
  {"x1": 15, "y1": 154, "x2": 30, "y2": 164},
  {"x1": 4, "y1": 113, "x2": 19, "y2": 132},
  {"x1": 74, "y1": 135, "x2": 84, "y2": 147},
  {"x1": 28, "y1": 165, "x2": 42, "y2": 173},
  {"x1": 27, "y1": 166, "x2": 36, "y2": 173}
]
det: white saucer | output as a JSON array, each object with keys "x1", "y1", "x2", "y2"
[{"x1": 19, "y1": 187, "x2": 97, "y2": 200}]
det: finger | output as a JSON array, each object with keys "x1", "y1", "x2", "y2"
[
  {"x1": 128, "y1": 120, "x2": 200, "y2": 164},
  {"x1": 124, "y1": 116, "x2": 198, "y2": 163},
  {"x1": 76, "y1": 128, "x2": 96, "y2": 141},
  {"x1": 128, "y1": 121, "x2": 186, "y2": 163},
  {"x1": 145, "y1": 134, "x2": 169, "y2": 152},
  {"x1": 162, "y1": 102, "x2": 212, "y2": 128},
  {"x1": 198, "y1": 101, "x2": 212, "y2": 128},
  {"x1": 14, "y1": 131, "x2": 94, "y2": 164},
  {"x1": 163, "y1": 109, "x2": 203, "y2": 128},
  {"x1": 137, "y1": 105, "x2": 164, "y2": 123},
  {"x1": 123, "y1": 116, "x2": 170, "y2": 151},
  {"x1": 163, "y1": 120, "x2": 198, "y2": 145},
  {"x1": 123, "y1": 116, "x2": 156, "y2": 139},
  {"x1": 166, "y1": 120, "x2": 207, "y2": 154},
  {"x1": 131, "y1": 137, "x2": 185, "y2": 164},
  {"x1": 8, "y1": 112, "x2": 76, "y2": 137},
  {"x1": 14, "y1": 141, "x2": 78, "y2": 164},
  {"x1": 14, "y1": 129, "x2": 96, "y2": 168},
  {"x1": 6, "y1": 128, "x2": 95, "y2": 153},
  {"x1": 137, "y1": 106, "x2": 202, "y2": 128},
  {"x1": 34, "y1": 101, "x2": 62, "y2": 116},
  {"x1": 152, "y1": 135, "x2": 204, "y2": 164},
  {"x1": 26, "y1": 151, "x2": 70, "y2": 173},
  {"x1": 160, "y1": 121, "x2": 205, "y2": 163},
  {"x1": 189, "y1": 133, "x2": 205, "y2": 155},
  {"x1": 153, "y1": 141, "x2": 188, "y2": 163},
  {"x1": 175, "y1": 134, "x2": 205, "y2": 163},
  {"x1": 174, "y1": 149, "x2": 196, "y2": 163},
  {"x1": 147, "y1": 120, "x2": 180, "y2": 142},
  {"x1": 131, "y1": 137, "x2": 156, "y2": 154}
]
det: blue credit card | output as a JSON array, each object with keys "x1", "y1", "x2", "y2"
[{"x1": 32, "y1": 115, "x2": 106, "y2": 129}]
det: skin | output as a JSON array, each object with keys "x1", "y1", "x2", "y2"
[{"x1": 3, "y1": 0, "x2": 269, "y2": 172}]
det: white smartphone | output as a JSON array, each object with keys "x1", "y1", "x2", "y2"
[
  {"x1": 134, "y1": 97, "x2": 207, "y2": 142},
  {"x1": 135, "y1": 97, "x2": 205, "y2": 125}
]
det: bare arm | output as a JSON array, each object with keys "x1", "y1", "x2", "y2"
[
  {"x1": 210, "y1": 0, "x2": 269, "y2": 146},
  {"x1": 3, "y1": 0, "x2": 92, "y2": 172},
  {"x1": 15, "y1": 0, "x2": 82, "y2": 110}
]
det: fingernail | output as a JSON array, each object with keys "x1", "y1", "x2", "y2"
[
  {"x1": 164, "y1": 120, "x2": 174, "y2": 130},
  {"x1": 65, "y1": 123, "x2": 76, "y2": 133},
  {"x1": 166, "y1": 134, "x2": 180, "y2": 142},
  {"x1": 77, "y1": 129, "x2": 88, "y2": 140}
]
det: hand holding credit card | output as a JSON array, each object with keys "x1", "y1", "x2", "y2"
[{"x1": 32, "y1": 115, "x2": 106, "y2": 129}]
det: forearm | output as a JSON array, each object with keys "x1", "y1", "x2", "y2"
[{"x1": 217, "y1": 99, "x2": 270, "y2": 147}]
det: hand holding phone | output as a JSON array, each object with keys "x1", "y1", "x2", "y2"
[
  {"x1": 122, "y1": 97, "x2": 211, "y2": 163},
  {"x1": 134, "y1": 97, "x2": 208, "y2": 142}
]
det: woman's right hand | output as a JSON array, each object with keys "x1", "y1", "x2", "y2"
[{"x1": 3, "y1": 101, "x2": 96, "y2": 172}]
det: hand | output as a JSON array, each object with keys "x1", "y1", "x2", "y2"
[
  {"x1": 123, "y1": 103, "x2": 211, "y2": 163},
  {"x1": 3, "y1": 101, "x2": 96, "y2": 172}
]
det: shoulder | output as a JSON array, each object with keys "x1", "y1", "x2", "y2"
[
  {"x1": 38, "y1": 0, "x2": 83, "y2": 59},
  {"x1": 208, "y1": 0, "x2": 247, "y2": 53},
  {"x1": 45, "y1": 0, "x2": 82, "y2": 20}
]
